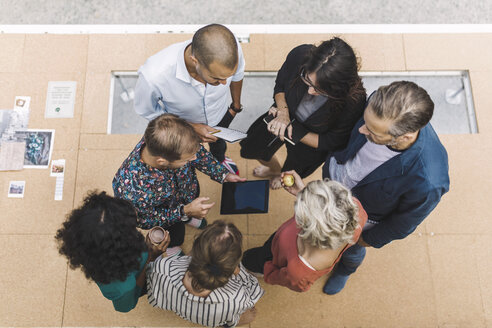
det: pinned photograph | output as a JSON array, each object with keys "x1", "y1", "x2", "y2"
[
  {"x1": 14, "y1": 129, "x2": 55, "y2": 169},
  {"x1": 50, "y1": 159, "x2": 66, "y2": 177},
  {"x1": 8, "y1": 180, "x2": 25, "y2": 198}
]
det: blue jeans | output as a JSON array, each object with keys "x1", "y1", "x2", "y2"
[{"x1": 334, "y1": 243, "x2": 366, "y2": 276}]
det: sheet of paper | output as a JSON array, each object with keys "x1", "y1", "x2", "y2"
[
  {"x1": 0, "y1": 141, "x2": 25, "y2": 171},
  {"x1": 54, "y1": 176, "x2": 64, "y2": 201},
  {"x1": 45, "y1": 81, "x2": 76, "y2": 118},
  {"x1": 211, "y1": 126, "x2": 247, "y2": 143}
]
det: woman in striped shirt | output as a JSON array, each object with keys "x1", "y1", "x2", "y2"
[{"x1": 147, "y1": 220, "x2": 264, "y2": 327}]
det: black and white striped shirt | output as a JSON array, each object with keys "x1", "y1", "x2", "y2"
[{"x1": 147, "y1": 255, "x2": 265, "y2": 327}]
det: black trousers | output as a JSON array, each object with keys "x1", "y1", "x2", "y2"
[
  {"x1": 241, "y1": 232, "x2": 276, "y2": 274},
  {"x1": 240, "y1": 112, "x2": 327, "y2": 178},
  {"x1": 209, "y1": 110, "x2": 235, "y2": 162},
  {"x1": 167, "y1": 221, "x2": 185, "y2": 247}
]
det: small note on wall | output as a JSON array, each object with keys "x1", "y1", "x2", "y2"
[{"x1": 45, "y1": 81, "x2": 76, "y2": 118}]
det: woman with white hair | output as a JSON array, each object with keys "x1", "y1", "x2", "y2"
[{"x1": 242, "y1": 171, "x2": 367, "y2": 292}]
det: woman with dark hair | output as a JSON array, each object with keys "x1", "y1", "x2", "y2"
[
  {"x1": 240, "y1": 37, "x2": 367, "y2": 188},
  {"x1": 55, "y1": 191, "x2": 170, "y2": 313},
  {"x1": 147, "y1": 220, "x2": 264, "y2": 327}
]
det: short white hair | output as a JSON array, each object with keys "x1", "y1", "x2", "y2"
[{"x1": 294, "y1": 179, "x2": 360, "y2": 249}]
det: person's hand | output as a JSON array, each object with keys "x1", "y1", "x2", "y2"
[
  {"x1": 190, "y1": 123, "x2": 219, "y2": 143},
  {"x1": 224, "y1": 173, "x2": 247, "y2": 183},
  {"x1": 267, "y1": 105, "x2": 279, "y2": 117},
  {"x1": 237, "y1": 307, "x2": 258, "y2": 326},
  {"x1": 280, "y1": 170, "x2": 305, "y2": 196},
  {"x1": 183, "y1": 197, "x2": 215, "y2": 218},
  {"x1": 146, "y1": 231, "x2": 171, "y2": 261},
  {"x1": 267, "y1": 106, "x2": 292, "y2": 141}
]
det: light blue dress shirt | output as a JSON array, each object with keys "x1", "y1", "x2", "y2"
[{"x1": 134, "y1": 39, "x2": 245, "y2": 126}]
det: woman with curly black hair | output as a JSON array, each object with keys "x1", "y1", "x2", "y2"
[{"x1": 55, "y1": 191, "x2": 169, "y2": 313}]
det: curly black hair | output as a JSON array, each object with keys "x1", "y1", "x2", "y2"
[{"x1": 55, "y1": 191, "x2": 147, "y2": 284}]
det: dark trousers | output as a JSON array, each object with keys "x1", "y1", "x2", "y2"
[
  {"x1": 240, "y1": 112, "x2": 327, "y2": 178},
  {"x1": 241, "y1": 232, "x2": 276, "y2": 274},
  {"x1": 167, "y1": 221, "x2": 185, "y2": 248},
  {"x1": 209, "y1": 110, "x2": 235, "y2": 162}
]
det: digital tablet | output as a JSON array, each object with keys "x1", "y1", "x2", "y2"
[{"x1": 220, "y1": 180, "x2": 269, "y2": 214}]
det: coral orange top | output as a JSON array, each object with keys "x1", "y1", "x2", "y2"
[{"x1": 263, "y1": 198, "x2": 367, "y2": 292}]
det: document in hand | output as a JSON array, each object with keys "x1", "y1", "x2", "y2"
[{"x1": 211, "y1": 127, "x2": 247, "y2": 143}]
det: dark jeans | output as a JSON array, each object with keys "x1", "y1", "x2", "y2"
[
  {"x1": 332, "y1": 243, "x2": 366, "y2": 276},
  {"x1": 209, "y1": 110, "x2": 235, "y2": 162},
  {"x1": 241, "y1": 232, "x2": 276, "y2": 274}
]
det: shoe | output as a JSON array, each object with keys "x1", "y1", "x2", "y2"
[
  {"x1": 166, "y1": 246, "x2": 185, "y2": 257},
  {"x1": 185, "y1": 217, "x2": 208, "y2": 229},
  {"x1": 323, "y1": 271, "x2": 350, "y2": 295},
  {"x1": 221, "y1": 156, "x2": 239, "y2": 175}
]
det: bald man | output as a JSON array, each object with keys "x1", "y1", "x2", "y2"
[{"x1": 134, "y1": 24, "x2": 245, "y2": 174}]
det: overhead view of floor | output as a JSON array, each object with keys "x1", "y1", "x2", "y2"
[{"x1": 0, "y1": 28, "x2": 491, "y2": 327}]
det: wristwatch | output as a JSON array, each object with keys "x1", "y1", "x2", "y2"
[
  {"x1": 180, "y1": 204, "x2": 190, "y2": 222},
  {"x1": 229, "y1": 102, "x2": 243, "y2": 113}
]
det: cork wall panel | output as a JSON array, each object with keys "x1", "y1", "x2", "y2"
[
  {"x1": 0, "y1": 235, "x2": 67, "y2": 327},
  {"x1": 428, "y1": 235, "x2": 486, "y2": 327},
  {"x1": 22, "y1": 34, "x2": 88, "y2": 73},
  {"x1": 87, "y1": 34, "x2": 149, "y2": 73},
  {"x1": 0, "y1": 34, "x2": 25, "y2": 73},
  {"x1": 80, "y1": 72, "x2": 111, "y2": 134},
  {"x1": 426, "y1": 135, "x2": 492, "y2": 235},
  {"x1": 404, "y1": 34, "x2": 492, "y2": 71},
  {"x1": 240, "y1": 34, "x2": 266, "y2": 71}
]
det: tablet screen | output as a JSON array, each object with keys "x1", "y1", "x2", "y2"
[{"x1": 220, "y1": 180, "x2": 269, "y2": 214}]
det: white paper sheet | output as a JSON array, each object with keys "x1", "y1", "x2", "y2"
[
  {"x1": 45, "y1": 81, "x2": 76, "y2": 118},
  {"x1": 211, "y1": 126, "x2": 247, "y2": 143}
]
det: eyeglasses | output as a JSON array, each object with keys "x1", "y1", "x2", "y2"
[{"x1": 300, "y1": 69, "x2": 330, "y2": 97}]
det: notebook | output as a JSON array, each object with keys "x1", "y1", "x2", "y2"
[{"x1": 211, "y1": 127, "x2": 247, "y2": 143}]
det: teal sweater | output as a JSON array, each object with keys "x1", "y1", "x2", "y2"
[{"x1": 96, "y1": 251, "x2": 148, "y2": 312}]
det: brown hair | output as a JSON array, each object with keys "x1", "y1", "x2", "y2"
[
  {"x1": 188, "y1": 220, "x2": 243, "y2": 292},
  {"x1": 192, "y1": 24, "x2": 238, "y2": 70},
  {"x1": 143, "y1": 113, "x2": 201, "y2": 162},
  {"x1": 368, "y1": 81, "x2": 434, "y2": 137}
]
